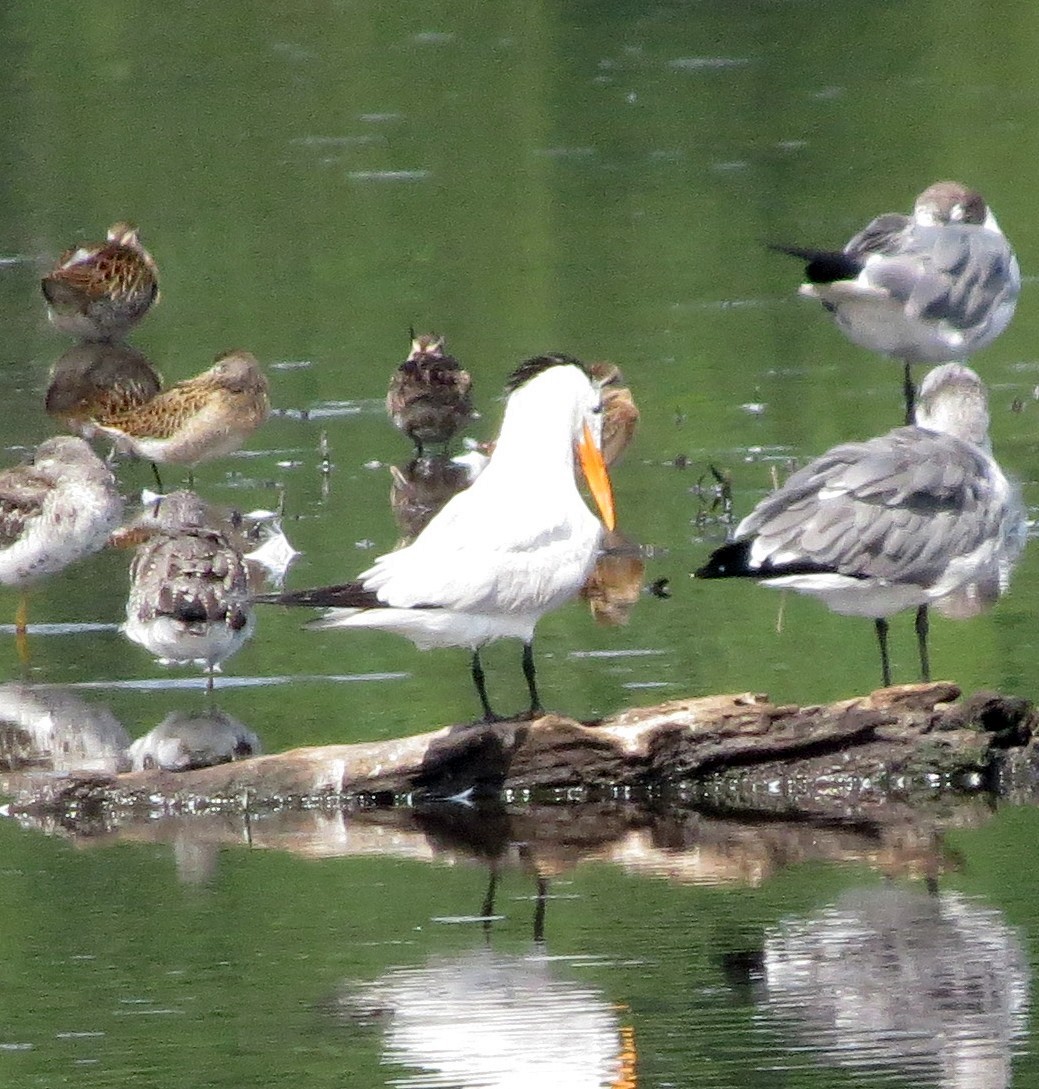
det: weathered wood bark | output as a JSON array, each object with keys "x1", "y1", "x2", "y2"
[{"x1": 5, "y1": 682, "x2": 1036, "y2": 824}]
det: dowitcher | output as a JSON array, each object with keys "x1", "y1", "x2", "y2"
[
  {"x1": 41, "y1": 221, "x2": 160, "y2": 341},
  {"x1": 93, "y1": 349, "x2": 270, "y2": 485},
  {"x1": 387, "y1": 331, "x2": 474, "y2": 454}
]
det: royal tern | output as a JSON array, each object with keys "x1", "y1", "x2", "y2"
[
  {"x1": 386, "y1": 330, "x2": 474, "y2": 455},
  {"x1": 696, "y1": 363, "x2": 1023, "y2": 686},
  {"x1": 258, "y1": 354, "x2": 616, "y2": 721},
  {"x1": 41, "y1": 221, "x2": 159, "y2": 341},
  {"x1": 773, "y1": 181, "x2": 1019, "y2": 422},
  {"x1": 92, "y1": 349, "x2": 269, "y2": 487},
  {"x1": 0, "y1": 436, "x2": 123, "y2": 635},
  {"x1": 123, "y1": 490, "x2": 255, "y2": 686}
]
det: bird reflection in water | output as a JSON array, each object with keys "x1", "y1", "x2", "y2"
[
  {"x1": 128, "y1": 708, "x2": 261, "y2": 771},
  {"x1": 760, "y1": 884, "x2": 1030, "y2": 1089},
  {"x1": 0, "y1": 683, "x2": 130, "y2": 774},
  {"x1": 45, "y1": 341, "x2": 163, "y2": 438},
  {"x1": 331, "y1": 865, "x2": 638, "y2": 1089},
  {"x1": 121, "y1": 490, "x2": 256, "y2": 689},
  {"x1": 389, "y1": 454, "x2": 475, "y2": 544}
]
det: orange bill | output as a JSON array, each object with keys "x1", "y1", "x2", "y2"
[{"x1": 578, "y1": 421, "x2": 616, "y2": 531}]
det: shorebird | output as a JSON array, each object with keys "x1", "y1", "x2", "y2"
[
  {"x1": 772, "y1": 181, "x2": 1019, "y2": 422},
  {"x1": 695, "y1": 363, "x2": 1023, "y2": 687},
  {"x1": 92, "y1": 349, "x2": 270, "y2": 487},
  {"x1": 258, "y1": 354, "x2": 616, "y2": 721},
  {"x1": 387, "y1": 331, "x2": 475, "y2": 454},
  {"x1": 41, "y1": 221, "x2": 160, "y2": 341},
  {"x1": 587, "y1": 361, "x2": 640, "y2": 467},
  {"x1": 0, "y1": 436, "x2": 123, "y2": 635},
  {"x1": 45, "y1": 341, "x2": 162, "y2": 438},
  {"x1": 123, "y1": 490, "x2": 255, "y2": 686}
]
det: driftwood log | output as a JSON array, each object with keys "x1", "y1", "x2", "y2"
[{"x1": 5, "y1": 682, "x2": 1037, "y2": 821}]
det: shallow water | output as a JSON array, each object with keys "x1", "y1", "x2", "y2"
[{"x1": 3, "y1": 1, "x2": 1039, "y2": 1086}]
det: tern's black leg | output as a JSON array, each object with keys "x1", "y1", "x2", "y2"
[
  {"x1": 150, "y1": 461, "x2": 164, "y2": 491},
  {"x1": 874, "y1": 617, "x2": 892, "y2": 687},
  {"x1": 915, "y1": 604, "x2": 931, "y2": 682},
  {"x1": 471, "y1": 649, "x2": 498, "y2": 722},
  {"x1": 903, "y1": 361, "x2": 916, "y2": 426},
  {"x1": 481, "y1": 866, "x2": 498, "y2": 936},
  {"x1": 522, "y1": 641, "x2": 542, "y2": 718}
]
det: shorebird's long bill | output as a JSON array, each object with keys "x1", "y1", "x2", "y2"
[{"x1": 578, "y1": 422, "x2": 616, "y2": 531}]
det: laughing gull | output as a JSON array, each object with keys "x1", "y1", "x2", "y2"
[
  {"x1": 696, "y1": 363, "x2": 1024, "y2": 687},
  {"x1": 773, "y1": 181, "x2": 1020, "y2": 423}
]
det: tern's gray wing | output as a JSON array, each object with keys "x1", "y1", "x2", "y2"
[
  {"x1": 738, "y1": 428, "x2": 1009, "y2": 586},
  {"x1": 861, "y1": 225, "x2": 1019, "y2": 333}
]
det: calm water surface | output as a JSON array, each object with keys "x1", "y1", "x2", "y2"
[{"x1": 2, "y1": 1, "x2": 1039, "y2": 1086}]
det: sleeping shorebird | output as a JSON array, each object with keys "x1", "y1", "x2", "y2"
[
  {"x1": 387, "y1": 331, "x2": 475, "y2": 455},
  {"x1": 696, "y1": 363, "x2": 1023, "y2": 687},
  {"x1": 123, "y1": 490, "x2": 255, "y2": 687},
  {"x1": 41, "y1": 221, "x2": 160, "y2": 341},
  {"x1": 45, "y1": 341, "x2": 162, "y2": 438},
  {"x1": 0, "y1": 436, "x2": 123, "y2": 635},
  {"x1": 91, "y1": 349, "x2": 270, "y2": 487},
  {"x1": 772, "y1": 181, "x2": 1019, "y2": 422},
  {"x1": 258, "y1": 354, "x2": 616, "y2": 722}
]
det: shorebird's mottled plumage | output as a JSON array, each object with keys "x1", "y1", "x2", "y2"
[
  {"x1": 387, "y1": 332, "x2": 474, "y2": 454},
  {"x1": 45, "y1": 341, "x2": 162, "y2": 439},
  {"x1": 41, "y1": 221, "x2": 160, "y2": 341},
  {"x1": 94, "y1": 349, "x2": 270, "y2": 469},
  {"x1": 123, "y1": 490, "x2": 255, "y2": 680}
]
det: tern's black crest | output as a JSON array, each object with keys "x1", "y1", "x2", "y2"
[
  {"x1": 695, "y1": 539, "x2": 855, "y2": 580},
  {"x1": 504, "y1": 353, "x2": 590, "y2": 394}
]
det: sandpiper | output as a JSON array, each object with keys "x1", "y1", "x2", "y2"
[
  {"x1": 0, "y1": 436, "x2": 123, "y2": 635},
  {"x1": 45, "y1": 341, "x2": 162, "y2": 439},
  {"x1": 92, "y1": 349, "x2": 270, "y2": 485},
  {"x1": 587, "y1": 361, "x2": 639, "y2": 467},
  {"x1": 41, "y1": 221, "x2": 160, "y2": 341},
  {"x1": 122, "y1": 490, "x2": 255, "y2": 686},
  {"x1": 387, "y1": 331, "x2": 475, "y2": 455},
  {"x1": 772, "y1": 181, "x2": 1019, "y2": 422}
]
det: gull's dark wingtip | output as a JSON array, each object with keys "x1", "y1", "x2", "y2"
[
  {"x1": 768, "y1": 243, "x2": 864, "y2": 284},
  {"x1": 694, "y1": 540, "x2": 753, "y2": 580}
]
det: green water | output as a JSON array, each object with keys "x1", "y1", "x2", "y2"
[{"x1": 2, "y1": 0, "x2": 1039, "y2": 1085}]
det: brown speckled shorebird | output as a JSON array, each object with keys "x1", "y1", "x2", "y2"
[
  {"x1": 123, "y1": 490, "x2": 255, "y2": 688},
  {"x1": 41, "y1": 221, "x2": 160, "y2": 341},
  {"x1": 586, "y1": 362, "x2": 639, "y2": 467},
  {"x1": 92, "y1": 349, "x2": 270, "y2": 487},
  {"x1": 387, "y1": 331, "x2": 475, "y2": 455},
  {"x1": 0, "y1": 436, "x2": 123, "y2": 640},
  {"x1": 45, "y1": 341, "x2": 162, "y2": 439}
]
